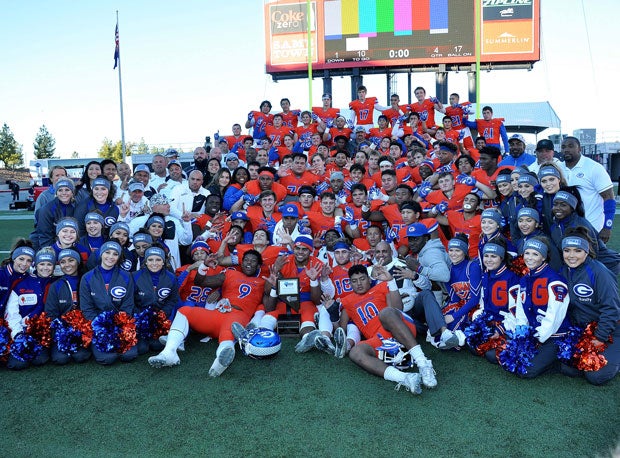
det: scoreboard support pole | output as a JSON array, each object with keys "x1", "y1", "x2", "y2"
[
  {"x1": 468, "y1": 66, "x2": 477, "y2": 104},
  {"x1": 435, "y1": 64, "x2": 448, "y2": 104},
  {"x1": 351, "y1": 68, "x2": 363, "y2": 101},
  {"x1": 407, "y1": 73, "x2": 412, "y2": 104},
  {"x1": 322, "y1": 70, "x2": 333, "y2": 97}
]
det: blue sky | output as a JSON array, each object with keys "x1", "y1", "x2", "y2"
[{"x1": 2, "y1": 0, "x2": 619, "y2": 163}]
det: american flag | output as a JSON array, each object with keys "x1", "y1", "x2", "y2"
[{"x1": 113, "y1": 23, "x2": 119, "y2": 69}]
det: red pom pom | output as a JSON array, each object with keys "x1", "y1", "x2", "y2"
[
  {"x1": 509, "y1": 255, "x2": 528, "y2": 277},
  {"x1": 63, "y1": 309, "x2": 93, "y2": 347},
  {"x1": 574, "y1": 322, "x2": 610, "y2": 372},
  {"x1": 153, "y1": 310, "x2": 171, "y2": 340},
  {"x1": 25, "y1": 312, "x2": 52, "y2": 348},
  {"x1": 114, "y1": 311, "x2": 137, "y2": 354}
]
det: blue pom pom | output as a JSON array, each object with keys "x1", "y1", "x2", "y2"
[
  {"x1": 464, "y1": 312, "x2": 495, "y2": 350},
  {"x1": 556, "y1": 325, "x2": 583, "y2": 363},
  {"x1": 51, "y1": 318, "x2": 82, "y2": 355},
  {"x1": 134, "y1": 307, "x2": 157, "y2": 341},
  {"x1": 11, "y1": 333, "x2": 43, "y2": 362},
  {"x1": 498, "y1": 325, "x2": 539, "y2": 375},
  {"x1": 92, "y1": 311, "x2": 120, "y2": 353},
  {"x1": 0, "y1": 324, "x2": 11, "y2": 357}
]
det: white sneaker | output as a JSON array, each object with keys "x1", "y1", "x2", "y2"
[
  {"x1": 294, "y1": 329, "x2": 321, "y2": 353},
  {"x1": 208, "y1": 347, "x2": 235, "y2": 377},
  {"x1": 395, "y1": 373, "x2": 422, "y2": 395},
  {"x1": 334, "y1": 327, "x2": 347, "y2": 359},
  {"x1": 439, "y1": 330, "x2": 459, "y2": 350},
  {"x1": 231, "y1": 322, "x2": 247, "y2": 342},
  {"x1": 148, "y1": 350, "x2": 180, "y2": 368},
  {"x1": 419, "y1": 360, "x2": 437, "y2": 388},
  {"x1": 158, "y1": 335, "x2": 185, "y2": 351}
]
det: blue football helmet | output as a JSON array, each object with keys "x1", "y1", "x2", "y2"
[
  {"x1": 376, "y1": 338, "x2": 413, "y2": 369},
  {"x1": 240, "y1": 328, "x2": 281, "y2": 359}
]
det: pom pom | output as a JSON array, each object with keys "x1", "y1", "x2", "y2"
[
  {"x1": 25, "y1": 312, "x2": 52, "y2": 348},
  {"x1": 51, "y1": 318, "x2": 83, "y2": 355},
  {"x1": 498, "y1": 325, "x2": 539, "y2": 375},
  {"x1": 11, "y1": 333, "x2": 42, "y2": 363},
  {"x1": 0, "y1": 319, "x2": 11, "y2": 361},
  {"x1": 573, "y1": 322, "x2": 610, "y2": 372},
  {"x1": 556, "y1": 325, "x2": 583, "y2": 363},
  {"x1": 92, "y1": 311, "x2": 120, "y2": 353},
  {"x1": 464, "y1": 312, "x2": 495, "y2": 355},
  {"x1": 114, "y1": 311, "x2": 137, "y2": 354},
  {"x1": 63, "y1": 310, "x2": 93, "y2": 348},
  {"x1": 135, "y1": 307, "x2": 171, "y2": 341},
  {"x1": 509, "y1": 255, "x2": 529, "y2": 277}
]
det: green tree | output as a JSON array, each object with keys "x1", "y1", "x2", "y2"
[
  {"x1": 71, "y1": 151, "x2": 79, "y2": 159},
  {"x1": 33, "y1": 124, "x2": 56, "y2": 159},
  {"x1": 97, "y1": 138, "x2": 134, "y2": 163},
  {"x1": 0, "y1": 123, "x2": 24, "y2": 169},
  {"x1": 135, "y1": 137, "x2": 149, "y2": 155}
]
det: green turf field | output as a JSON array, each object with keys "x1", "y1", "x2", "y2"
[{"x1": 0, "y1": 217, "x2": 618, "y2": 457}]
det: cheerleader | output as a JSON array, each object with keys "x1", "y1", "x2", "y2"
[
  {"x1": 478, "y1": 208, "x2": 516, "y2": 263},
  {"x1": 79, "y1": 212, "x2": 105, "y2": 254},
  {"x1": 79, "y1": 241, "x2": 137, "y2": 365},
  {"x1": 74, "y1": 176, "x2": 119, "y2": 237},
  {"x1": 30, "y1": 178, "x2": 76, "y2": 250},
  {"x1": 443, "y1": 235, "x2": 482, "y2": 345},
  {"x1": 44, "y1": 248, "x2": 91, "y2": 365},
  {"x1": 507, "y1": 238, "x2": 570, "y2": 378},
  {"x1": 560, "y1": 228, "x2": 619, "y2": 385},
  {"x1": 0, "y1": 241, "x2": 35, "y2": 315},
  {"x1": 50, "y1": 217, "x2": 90, "y2": 271},
  {"x1": 468, "y1": 240, "x2": 520, "y2": 363},
  {"x1": 514, "y1": 207, "x2": 562, "y2": 271},
  {"x1": 132, "y1": 247, "x2": 180, "y2": 354}
]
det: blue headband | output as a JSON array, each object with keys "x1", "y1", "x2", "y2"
[
  {"x1": 481, "y1": 209, "x2": 503, "y2": 226},
  {"x1": 333, "y1": 241, "x2": 350, "y2": 251},
  {"x1": 133, "y1": 233, "x2": 153, "y2": 245},
  {"x1": 523, "y1": 239, "x2": 548, "y2": 258},
  {"x1": 146, "y1": 216, "x2": 165, "y2": 228},
  {"x1": 562, "y1": 236, "x2": 590, "y2": 253},
  {"x1": 85, "y1": 212, "x2": 105, "y2": 225},
  {"x1": 517, "y1": 207, "x2": 540, "y2": 223},
  {"x1": 56, "y1": 218, "x2": 79, "y2": 235},
  {"x1": 554, "y1": 191, "x2": 578, "y2": 210},
  {"x1": 538, "y1": 166, "x2": 561, "y2": 180},
  {"x1": 518, "y1": 174, "x2": 538, "y2": 187},
  {"x1": 100, "y1": 241, "x2": 121, "y2": 256},
  {"x1": 58, "y1": 249, "x2": 81, "y2": 264},
  {"x1": 448, "y1": 238, "x2": 468, "y2": 253},
  {"x1": 496, "y1": 174, "x2": 511, "y2": 184},
  {"x1": 12, "y1": 246, "x2": 35, "y2": 261},
  {"x1": 35, "y1": 251, "x2": 56, "y2": 265},
  {"x1": 482, "y1": 243, "x2": 505, "y2": 258},
  {"x1": 145, "y1": 247, "x2": 166, "y2": 261}
]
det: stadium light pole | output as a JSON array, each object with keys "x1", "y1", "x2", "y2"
[
  {"x1": 475, "y1": 0, "x2": 481, "y2": 119},
  {"x1": 306, "y1": 0, "x2": 313, "y2": 111}
]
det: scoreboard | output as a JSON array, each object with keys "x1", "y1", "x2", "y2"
[{"x1": 264, "y1": 0, "x2": 539, "y2": 74}]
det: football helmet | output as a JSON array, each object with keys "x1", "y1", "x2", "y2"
[
  {"x1": 376, "y1": 338, "x2": 413, "y2": 369},
  {"x1": 239, "y1": 328, "x2": 281, "y2": 359}
]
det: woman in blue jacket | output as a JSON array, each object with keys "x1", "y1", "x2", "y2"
[
  {"x1": 5, "y1": 248, "x2": 56, "y2": 369},
  {"x1": 560, "y1": 227, "x2": 620, "y2": 385},
  {"x1": 79, "y1": 240, "x2": 136, "y2": 365},
  {"x1": 132, "y1": 246, "x2": 180, "y2": 354},
  {"x1": 74, "y1": 176, "x2": 119, "y2": 238},
  {"x1": 0, "y1": 241, "x2": 35, "y2": 316},
  {"x1": 31, "y1": 178, "x2": 76, "y2": 250},
  {"x1": 45, "y1": 248, "x2": 90, "y2": 365}
]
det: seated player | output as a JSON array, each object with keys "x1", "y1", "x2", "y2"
[
  {"x1": 148, "y1": 250, "x2": 269, "y2": 377},
  {"x1": 338, "y1": 264, "x2": 437, "y2": 394}
]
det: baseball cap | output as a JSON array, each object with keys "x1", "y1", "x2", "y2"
[
  {"x1": 218, "y1": 138, "x2": 228, "y2": 144},
  {"x1": 128, "y1": 181, "x2": 145, "y2": 193},
  {"x1": 230, "y1": 211, "x2": 249, "y2": 221},
  {"x1": 149, "y1": 193, "x2": 170, "y2": 206},
  {"x1": 535, "y1": 139, "x2": 554, "y2": 151},
  {"x1": 191, "y1": 240, "x2": 209, "y2": 255},
  {"x1": 134, "y1": 164, "x2": 150, "y2": 174},
  {"x1": 508, "y1": 134, "x2": 526, "y2": 144},
  {"x1": 167, "y1": 160, "x2": 182, "y2": 169},
  {"x1": 330, "y1": 171, "x2": 344, "y2": 181},
  {"x1": 164, "y1": 148, "x2": 179, "y2": 158},
  {"x1": 294, "y1": 235, "x2": 314, "y2": 250},
  {"x1": 225, "y1": 153, "x2": 239, "y2": 162},
  {"x1": 419, "y1": 160, "x2": 436, "y2": 172},
  {"x1": 354, "y1": 126, "x2": 366, "y2": 133},
  {"x1": 406, "y1": 223, "x2": 430, "y2": 238},
  {"x1": 280, "y1": 204, "x2": 299, "y2": 218}
]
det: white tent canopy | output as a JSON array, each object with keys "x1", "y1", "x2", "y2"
[{"x1": 467, "y1": 101, "x2": 561, "y2": 135}]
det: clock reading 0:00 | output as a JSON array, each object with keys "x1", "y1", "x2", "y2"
[{"x1": 388, "y1": 49, "x2": 410, "y2": 59}]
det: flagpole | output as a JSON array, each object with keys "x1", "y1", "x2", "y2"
[{"x1": 115, "y1": 10, "x2": 127, "y2": 161}]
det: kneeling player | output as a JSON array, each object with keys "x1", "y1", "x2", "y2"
[
  {"x1": 148, "y1": 250, "x2": 268, "y2": 377},
  {"x1": 339, "y1": 264, "x2": 437, "y2": 394}
]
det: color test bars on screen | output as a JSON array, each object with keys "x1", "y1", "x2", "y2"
[{"x1": 324, "y1": 0, "x2": 448, "y2": 48}]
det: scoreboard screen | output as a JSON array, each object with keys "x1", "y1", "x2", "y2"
[{"x1": 264, "y1": 0, "x2": 539, "y2": 74}]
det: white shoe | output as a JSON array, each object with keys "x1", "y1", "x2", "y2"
[
  {"x1": 148, "y1": 350, "x2": 180, "y2": 368},
  {"x1": 395, "y1": 373, "x2": 422, "y2": 395},
  {"x1": 314, "y1": 334, "x2": 335, "y2": 355},
  {"x1": 419, "y1": 360, "x2": 437, "y2": 388},
  {"x1": 334, "y1": 327, "x2": 347, "y2": 359},
  {"x1": 294, "y1": 330, "x2": 321, "y2": 353},
  {"x1": 208, "y1": 347, "x2": 235, "y2": 377},
  {"x1": 159, "y1": 335, "x2": 185, "y2": 351},
  {"x1": 438, "y1": 330, "x2": 459, "y2": 350},
  {"x1": 231, "y1": 322, "x2": 247, "y2": 342}
]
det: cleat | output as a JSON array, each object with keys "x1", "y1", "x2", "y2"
[
  {"x1": 295, "y1": 329, "x2": 321, "y2": 353},
  {"x1": 314, "y1": 334, "x2": 335, "y2": 355},
  {"x1": 231, "y1": 322, "x2": 247, "y2": 342},
  {"x1": 159, "y1": 335, "x2": 185, "y2": 351},
  {"x1": 419, "y1": 360, "x2": 437, "y2": 388},
  {"x1": 245, "y1": 321, "x2": 257, "y2": 332},
  {"x1": 334, "y1": 327, "x2": 347, "y2": 359},
  {"x1": 395, "y1": 373, "x2": 422, "y2": 395},
  {"x1": 208, "y1": 347, "x2": 235, "y2": 377},
  {"x1": 148, "y1": 351, "x2": 180, "y2": 368}
]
